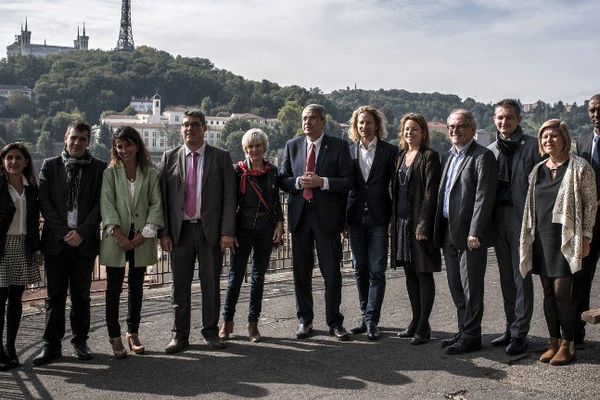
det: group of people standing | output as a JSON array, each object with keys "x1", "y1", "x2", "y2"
[{"x1": 0, "y1": 95, "x2": 599, "y2": 371}]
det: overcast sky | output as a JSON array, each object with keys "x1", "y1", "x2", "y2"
[{"x1": 1, "y1": 0, "x2": 598, "y2": 105}]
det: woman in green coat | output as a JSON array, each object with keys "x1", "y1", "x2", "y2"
[{"x1": 100, "y1": 126, "x2": 163, "y2": 358}]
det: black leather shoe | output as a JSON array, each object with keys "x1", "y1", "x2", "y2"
[
  {"x1": 329, "y1": 326, "x2": 349, "y2": 341},
  {"x1": 441, "y1": 332, "x2": 462, "y2": 349},
  {"x1": 411, "y1": 331, "x2": 431, "y2": 345},
  {"x1": 3, "y1": 345, "x2": 19, "y2": 369},
  {"x1": 366, "y1": 323, "x2": 381, "y2": 341},
  {"x1": 505, "y1": 337, "x2": 528, "y2": 355},
  {"x1": 296, "y1": 323, "x2": 313, "y2": 339},
  {"x1": 0, "y1": 347, "x2": 8, "y2": 369},
  {"x1": 205, "y1": 337, "x2": 227, "y2": 350},
  {"x1": 73, "y1": 343, "x2": 93, "y2": 361},
  {"x1": 445, "y1": 338, "x2": 482, "y2": 355},
  {"x1": 491, "y1": 331, "x2": 511, "y2": 346},
  {"x1": 397, "y1": 324, "x2": 416, "y2": 338},
  {"x1": 32, "y1": 345, "x2": 62, "y2": 366},
  {"x1": 351, "y1": 321, "x2": 367, "y2": 334},
  {"x1": 165, "y1": 338, "x2": 189, "y2": 354}
]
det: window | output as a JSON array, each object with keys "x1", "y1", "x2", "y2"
[
  {"x1": 175, "y1": 116, "x2": 179, "y2": 122},
  {"x1": 152, "y1": 138, "x2": 157, "y2": 147}
]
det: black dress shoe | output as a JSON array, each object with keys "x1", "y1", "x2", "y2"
[
  {"x1": 397, "y1": 324, "x2": 417, "y2": 338},
  {"x1": 366, "y1": 323, "x2": 381, "y2": 341},
  {"x1": 205, "y1": 337, "x2": 227, "y2": 350},
  {"x1": 296, "y1": 323, "x2": 313, "y2": 339},
  {"x1": 441, "y1": 332, "x2": 462, "y2": 349},
  {"x1": 411, "y1": 331, "x2": 431, "y2": 345},
  {"x1": 491, "y1": 331, "x2": 511, "y2": 346},
  {"x1": 445, "y1": 338, "x2": 482, "y2": 355},
  {"x1": 73, "y1": 343, "x2": 93, "y2": 361},
  {"x1": 0, "y1": 347, "x2": 8, "y2": 369},
  {"x1": 329, "y1": 326, "x2": 349, "y2": 341},
  {"x1": 3, "y1": 345, "x2": 19, "y2": 369},
  {"x1": 351, "y1": 321, "x2": 367, "y2": 334},
  {"x1": 165, "y1": 337, "x2": 190, "y2": 354},
  {"x1": 32, "y1": 345, "x2": 62, "y2": 366},
  {"x1": 505, "y1": 337, "x2": 528, "y2": 355}
]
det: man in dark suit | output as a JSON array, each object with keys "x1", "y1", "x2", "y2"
[
  {"x1": 433, "y1": 109, "x2": 496, "y2": 354},
  {"x1": 280, "y1": 104, "x2": 354, "y2": 340},
  {"x1": 345, "y1": 106, "x2": 397, "y2": 340},
  {"x1": 33, "y1": 122, "x2": 106, "y2": 366},
  {"x1": 160, "y1": 110, "x2": 236, "y2": 353},
  {"x1": 487, "y1": 99, "x2": 540, "y2": 355},
  {"x1": 575, "y1": 93, "x2": 600, "y2": 345}
]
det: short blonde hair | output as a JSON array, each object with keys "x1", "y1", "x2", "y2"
[
  {"x1": 242, "y1": 128, "x2": 269, "y2": 153},
  {"x1": 348, "y1": 106, "x2": 388, "y2": 143},
  {"x1": 398, "y1": 113, "x2": 430, "y2": 151},
  {"x1": 537, "y1": 119, "x2": 571, "y2": 158}
]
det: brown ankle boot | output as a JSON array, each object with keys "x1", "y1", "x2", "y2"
[
  {"x1": 248, "y1": 322, "x2": 261, "y2": 343},
  {"x1": 219, "y1": 321, "x2": 234, "y2": 340},
  {"x1": 549, "y1": 340, "x2": 575, "y2": 366},
  {"x1": 539, "y1": 338, "x2": 560, "y2": 363}
]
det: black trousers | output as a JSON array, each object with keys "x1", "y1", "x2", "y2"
[
  {"x1": 0, "y1": 285, "x2": 25, "y2": 348},
  {"x1": 105, "y1": 264, "x2": 146, "y2": 338},
  {"x1": 43, "y1": 247, "x2": 95, "y2": 347},
  {"x1": 291, "y1": 203, "x2": 344, "y2": 328}
]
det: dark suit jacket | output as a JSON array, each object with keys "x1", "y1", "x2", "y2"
[
  {"x1": 433, "y1": 141, "x2": 497, "y2": 250},
  {"x1": 279, "y1": 134, "x2": 353, "y2": 234},
  {"x1": 391, "y1": 146, "x2": 442, "y2": 272},
  {"x1": 159, "y1": 144, "x2": 236, "y2": 246},
  {"x1": 346, "y1": 139, "x2": 397, "y2": 226},
  {"x1": 576, "y1": 131, "x2": 594, "y2": 165},
  {"x1": 488, "y1": 133, "x2": 541, "y2": 228},
  {"x1": 38, "y1": 156, "x2": 106, "y2": 257}
]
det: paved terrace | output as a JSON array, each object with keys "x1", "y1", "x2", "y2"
[{"x1": 1, "y1": 251, "x2": 599, "y2": 400}]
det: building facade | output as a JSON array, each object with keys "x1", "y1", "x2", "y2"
[{"x1": 6, "y1": 19, "x2": 89, "y2": 58}]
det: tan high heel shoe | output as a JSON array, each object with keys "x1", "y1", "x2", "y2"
[
  {"x1": 126, "y1": 332, "x2": 145, "y2": 354},
  {"x1": 109, "y1": 337, "x2": 127, "y2": 359},
  {"x1": 219, "y1": 321, "x2": 234, "y2": 340},
  {"x1": 248, "y1": 322, "x2": 261, "y2": 343}
]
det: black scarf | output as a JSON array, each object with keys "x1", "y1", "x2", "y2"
[
  {"x1": 496, "y1": 126, "x2": 523, "y2": 182},
  {"x1": 61, "y1": 147, "x2": 92, "y2": 211}
]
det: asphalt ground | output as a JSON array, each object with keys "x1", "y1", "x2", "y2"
[{"x1": 1, "y1": 250, "x2": 599, "y2": 400}]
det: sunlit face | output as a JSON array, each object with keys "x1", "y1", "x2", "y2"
[
  {"x1": 244, "y1": 140, "x2": 266, "y2": 165},
  {"x1": 115, "y1": 138, "x2": 138, "y2": 163},
  {"x1": 402, "y1": 119, "x2": 423, "y2": 148},
  {"x1": 181, "y1": 115, "x2": 206, "y2": 150},
  {"x1": 447, "y1": 113, "x2": 475, "y2": 148},
  {"x1": 494, "y1": 106, "x2": 522, "y2": 137},
  {"x1": 64, "y1": 128, "x2": 90, "y2": 159},
  {"x1": 302, "y1": 109, "x2": 326, "y2": 140},
  {"x1": 589, "y1": 99, "x2": 600, "y2": 130},
  {"x1": 2, "y1": 149, "x2": 28, "y2": 178},
  {"x1": 541, "y1": 127, "x2": 566, "y2": 157},
  {"x1": 357, "y1": 112, "x2": 378, "y2": 142}
]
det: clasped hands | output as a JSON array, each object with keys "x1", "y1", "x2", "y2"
[
  {"x1": 299, "y1": 172, "x2": 324, "y2": 189},
  {"x1": 113, "y1": 226, "x2": 145, "y2": 251}
]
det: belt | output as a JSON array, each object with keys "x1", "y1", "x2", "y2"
[{"x1": 183, "y1": 219, "x2": 200, "y2": 224}]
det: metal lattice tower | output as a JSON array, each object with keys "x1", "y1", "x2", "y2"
[{"x1": 116, "y1": 0, "x2": 134, "y2": 51}]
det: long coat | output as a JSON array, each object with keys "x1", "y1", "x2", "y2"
[
  {"x1": 391, "y1": 145, "x2": 442, "y2": 272},
  {"x1": 100, "y1": 163, "x2": 163, "y2": 267}
]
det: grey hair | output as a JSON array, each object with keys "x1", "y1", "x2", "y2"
[
  {"x1": 447, "y1": 108, "x2": 477, "y2": 130},
  {"x1": 302, "y1": 104, "x2": 327, "y2": 120},
  {"x1": 242, "y1": 128, "x2": 269, "y2": 153}
]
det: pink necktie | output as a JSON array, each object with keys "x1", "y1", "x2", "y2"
[
  {"x1": 303, "y1": 143, "x2": 316, "y2": 201},
  {"x1": 185, "y1": 152, "x2": 199, "y2": 218}
]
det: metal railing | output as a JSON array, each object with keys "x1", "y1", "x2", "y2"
[{"x1": 23, "y1": 194, "x2": 352, "y2": 303}]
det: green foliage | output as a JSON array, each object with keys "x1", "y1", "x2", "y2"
[
  {"x1": 221, "y1": 118, "x2": 252, "y2": 146},
  {"x1": 99, "y1": 123, "x2": 112, "y2": 148},
  {"x1": 17, "y1": 114, "x2": 36, "y2": 143},
  {"x1": 122, "y1": 105, "x2": 137, "y2": 115},
  {"x1": 1, "y1": 94, "x2": 36, "y2": 118},
  {"x1": 222, "y1": 130, "x2": 246, "y2": 162},
  {"x1": 36, "y1": 130, "x2": 54, "y2": 157}
]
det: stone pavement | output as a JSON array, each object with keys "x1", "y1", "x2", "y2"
[{"x1": 1, "y1": 251, "x2": 599, "y2": 399}]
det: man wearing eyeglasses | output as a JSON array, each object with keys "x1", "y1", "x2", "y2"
[
  {"x1": 433, "y1": 109, "x2": 497, "y2": 354},
  {"x1": 159, "y1": 110, "x2": 236, "y2": 353}
]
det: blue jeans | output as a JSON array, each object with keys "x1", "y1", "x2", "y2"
[
  {"x1": 347, "y1": 223, "x2": 388, "y2": 325},
  {"x1": 223, "y1": 219, "x2": 275, "y2": 322}
]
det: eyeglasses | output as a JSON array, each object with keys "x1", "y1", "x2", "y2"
[
  {"x1": 447, "y1": 124, "x2": 469, "y2": 131},
  {"x1": 181, "y1": 121, "x2": 201, "y2": 129}
]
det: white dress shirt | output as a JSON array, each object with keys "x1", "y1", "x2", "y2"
[
  {"x1": 296, "y1": 133, "x2": 330, "y2": 190},
  {"x1": 358, "y1": 136, "x2": 378, "y2": 181},
  {"x1": 7, "y1": 176, "x2": 28, "y2": 235}
]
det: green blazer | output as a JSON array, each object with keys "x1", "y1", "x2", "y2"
[{"x1": 100, "y1": 163, "x2": 164, "y2": 267}]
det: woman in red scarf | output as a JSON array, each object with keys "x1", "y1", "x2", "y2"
[{"x1": 219, "y1": 129, "x2": 284, "y2": 342}]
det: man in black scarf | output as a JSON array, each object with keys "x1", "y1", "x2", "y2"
[
  {"x1": 33, "y1": 122, "x2": 106, "y2": 366},
  {"x1": 487, "y1": 99, "x2": 540, "y2": 355}
]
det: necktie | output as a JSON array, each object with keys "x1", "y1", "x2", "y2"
[
  {"x1": 185, "y1": 152, "x2": 199, "y2": 218},
  {"x1": 303, "y1": 143, "x2": 316, "y2": 201},
  {"x1": 592, "y1": 136, "x2": 600, "y2": 197}
]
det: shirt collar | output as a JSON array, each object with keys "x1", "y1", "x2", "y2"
[
  {"x1": 450, "y1": 139, "x2": 474, "y2": 157},
  {"x1": 306, "y1": 133, "x2": 324, "y2": 147},
  {"x1": 185, "y1": 142, "x2": 206, "y2": 157},
  {"x1": 359, "y1": 136, "x2": 378, "y2": 151}
]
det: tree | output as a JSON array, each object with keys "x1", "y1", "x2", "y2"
[
  {"x1": 0, "y1": 122, "x2": 8, "y2": 143},
  {"x1": 221, "y1": 118, "x2": 252, "y2": 146},
  {"x1": 122, "y1": 105, "x2": 137, "y2": 115},
  {"x1": 200, "y1": 96, "x2": 213, "y2": 114},
  {"x1": 99, "y1": 123, "x2": 112, "y2": 148},
  {"x1": 2, "y1": 94, "x2": 36, "y2": 118},
  {"x1": 36, "y1": 130, "x2": 54, "y2": 157},
  {"x1": 276, "y1": 101, "x2": 302, "y2": 140},
  {"x1": 17, "y1": 114, "x2": 36, "y2": 143},
  {"x1": 161, "y1": 124, "x2": 181, "y2": 148},
  {"x1": 222, "y1": 130, "x2": 245, "y2": 162}
]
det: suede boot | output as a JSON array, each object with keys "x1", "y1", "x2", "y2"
[
  {"x1": 549, "y1": 340, "x2": 575, "y2": 366},
  {"x1": 539, "y1": 338, "x2": 560, "y2": 363}
]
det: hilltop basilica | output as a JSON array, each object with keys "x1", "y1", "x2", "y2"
[{"x1": 6, "y1": 18, "x2": 89, "y2": 58}]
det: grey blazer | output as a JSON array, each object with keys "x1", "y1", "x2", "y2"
[
  {"x1": 159, "y1": 144, "x2": 237, "y2": 246},
  {"x1": 433, "y1": 141, "x2": 497, "y2": 250},
  {"x1": 487, "y1": 133, "x2": 541, "y2": 226}
]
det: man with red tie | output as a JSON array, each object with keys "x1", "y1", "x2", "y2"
[
  {"x1": 280, "y1": 104, "x2": 354, "y2": 340},
  {"x1": 159, "y1": 110, "x2": 236, "y2": 353}
]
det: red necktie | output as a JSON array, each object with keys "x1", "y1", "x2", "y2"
[{"x1": 303, "y1": 143, "x2": 316, "y2": 201}]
